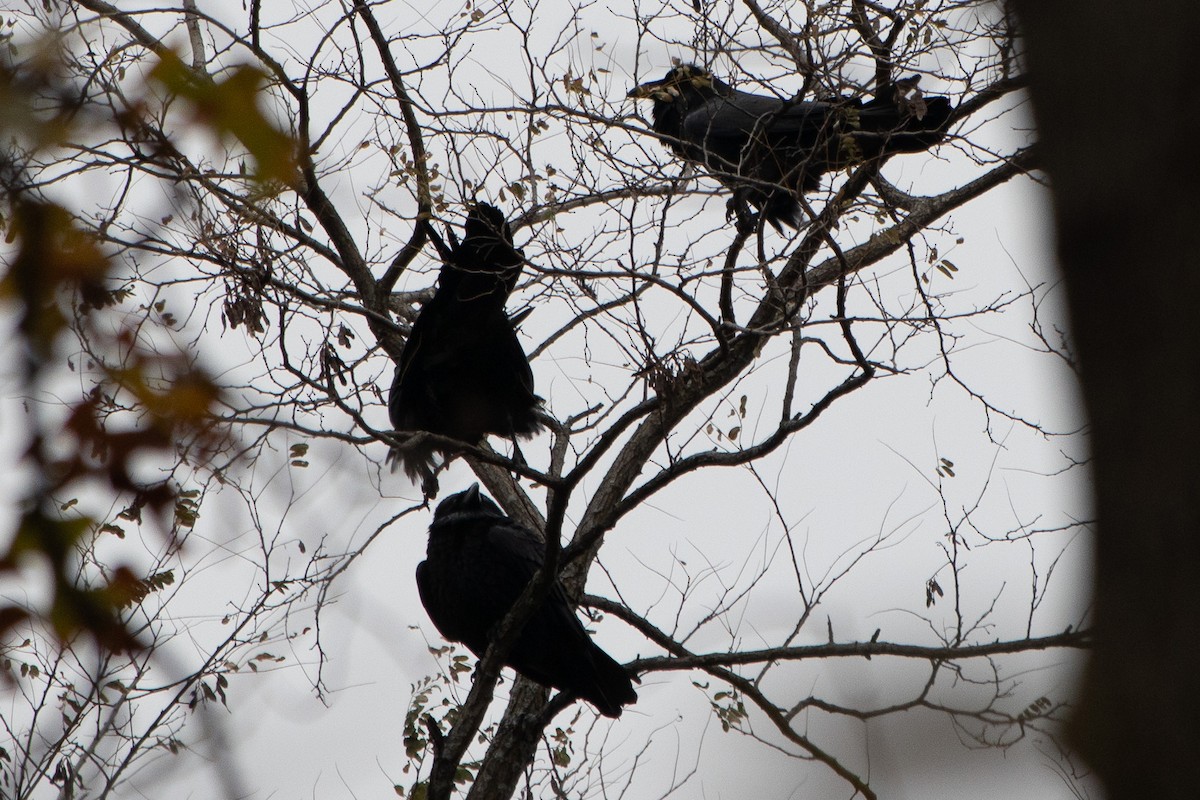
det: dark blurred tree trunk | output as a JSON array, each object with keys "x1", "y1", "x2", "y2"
[{"x1": 1010, "y1": 3, "x2": 1200, "y2": 797}]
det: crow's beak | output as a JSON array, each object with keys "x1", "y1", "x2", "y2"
[
  {"x1": 629, "y1": 78, "x2": 681, "y2": 103},
  {"x1": 627, "y1": 78, "x2": 666, "y2": 99},
  {"x1": 463, "y1": 483, "x2": 482, "y2": 505}
]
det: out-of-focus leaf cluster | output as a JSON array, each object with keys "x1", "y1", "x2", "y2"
[
  {"x1": 0, "y1": 45, "x2": 232, "y2": 652},
  {"x1": 150, "y1": 50, "x2": 297, "y2": 185}
]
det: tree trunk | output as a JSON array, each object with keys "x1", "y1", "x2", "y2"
[
  {"x1": 1010, "y1": 3, "x2": 1200, "y2": 797},
  {"x1": 464, "y1": 678, "x2": 549, "y2": 800}
]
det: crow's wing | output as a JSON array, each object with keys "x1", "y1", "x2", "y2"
[
  {"x1": 481, "y1": 522, "x2": 635, "y2": 710},
  {"x1": 415, "y1": 516, "x2": 544, "y2": 652},
  {"x1": 480, "y1": 522, "x2": 584, "y2": 640},
  {"x1": 481, "y1": 518, "x2": 561, "y2": 605},
  {"x1": 416, "y1": 558, "x2": 476, "y2": 644},
  {"x1": 684, "y1": 91, "x2": 839, "y2": 146},
  {"x1": 390, "y1": 295, "x2": 492, "y2": 420},
  {"x1": 478, "y1": 310, "x2": 539, "y2": 402},
  {"x1": 388, "y1": 297, "x2": 448, "y2": 431}
]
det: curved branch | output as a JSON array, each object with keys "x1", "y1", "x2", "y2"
[{"x1": 352, "y1": 0, "x2": 433, "y2": 296}]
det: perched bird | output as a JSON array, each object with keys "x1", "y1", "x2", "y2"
[
  {"x1": 388, "y1": 204, "x2": 542, "y2": 495},
  {"x1": 416, "y1": 485, "x2": 639, "y2": 718},
  {"x1": 628, "y1": 63, "x2": 954, "y2": 230}
]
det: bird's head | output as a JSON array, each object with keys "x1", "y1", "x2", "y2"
[
  {"x1": 463, "y1": 203, "x2": 514, "y2": 246},
  {"x1": 627, "y1": 63, "x2": 717, "y2": 103},
  {"x1": 449, "y1": 203, "x2": 524, "y2": 300},
  {"x1": 432, "y1": 483, "x2": 506, "y2": 524}
]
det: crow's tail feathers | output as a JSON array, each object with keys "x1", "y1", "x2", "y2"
[
  {"x1": 856, "y1": 94, "x2": 953, "y2": 155},
  {"x1": 387, "y1": 441, "x2": 441, "y2": 499},
  {"x1": 730, "y1": 188, "x2": 802, "y2": 233},
  {"x1": 761, "y1": 193, "x2": 803, "y2": 232},
  {"x1": 575, "y1": 646, "x2": 640, "y2": 719}
]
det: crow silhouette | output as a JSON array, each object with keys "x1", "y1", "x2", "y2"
[
  {"x1": 388, "y1": 205, "x2": 542, "y2": 495},
  {"x1": 628, "y1": 63, "x2": 953, "y2": 230},
  {"x1": 417, "y1": 485, "x2": 639, "y2": 718}
]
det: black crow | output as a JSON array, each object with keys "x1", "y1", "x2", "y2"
[
  {"x1": 416, "y1": 485, "x2": 639, "y2": 718},
  {"x1": 388, "y1": 205, "x2": 542, "y2": 495},
  {"x1": 628, "y1": 64, "x2": 954, "y2": 230}
]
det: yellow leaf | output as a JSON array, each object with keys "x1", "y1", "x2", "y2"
[{"x1": 151, "y1": 51, "x2": 297, "y2": 184}]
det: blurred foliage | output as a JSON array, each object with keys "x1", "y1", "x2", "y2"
[
  {"x1": 150, "y1": 50, "x2": 298, "y2": 185},
  {"x1": 0, "y1": 40, "x2": 301, "y2": 650},
  {"x1": 0, "y1": 189, "x2": 223, "y2": 649}
]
